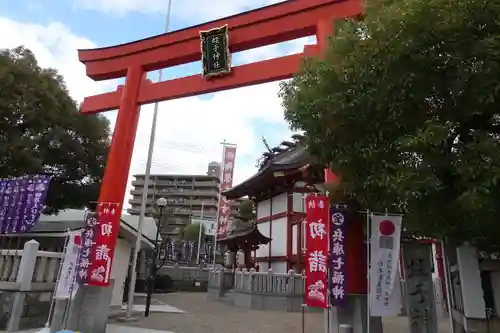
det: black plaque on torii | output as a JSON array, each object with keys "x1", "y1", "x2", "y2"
[{"x1": 200, "y1": 25, "x2": 231, "y2": 77}]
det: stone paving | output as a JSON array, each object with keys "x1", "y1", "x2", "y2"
[
  {"x1": 110, "y1": 293, "x2": 453, "y2": 333},
  {"x1": 1, "y1": 324, "x2": 175, "y2": 333}
]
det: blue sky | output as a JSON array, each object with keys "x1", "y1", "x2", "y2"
[{"x1": 0, "y1": 0, "x2": 313, "y2": 205}]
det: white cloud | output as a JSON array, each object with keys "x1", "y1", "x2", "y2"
[
  {"x1": 0, "y1": 18, "x2": 113, "y2": 102},
  {"x1": 72, "y1": 0, "x2": 286, "y2": 21},
  {"x1": 0, "y1": 16, "x2": 309, "y2": 209}
]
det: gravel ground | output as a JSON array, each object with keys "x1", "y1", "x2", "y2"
[{"x1": 111, "y1": 293, "x2": 452, "y2": 333}]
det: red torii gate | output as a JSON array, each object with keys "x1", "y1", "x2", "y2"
[{"x1": 78, "y1": 0, "x2": 363, "y2": 286}]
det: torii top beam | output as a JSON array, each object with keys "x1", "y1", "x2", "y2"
[
  {"x1": 79, "y1": 0, "x2": 362, "y2": 80},
  {"x1": 78, "y1": 0, "x2": 362, "y2": 113}
]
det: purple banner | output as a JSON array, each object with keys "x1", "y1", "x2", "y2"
[
  {"x1": 329, "y1": 206, "x2": 348, "y2": 305},
  {"x1": 76, "y1": 212, "x2": 98, "y2": 284},
  {"x1": 0, "y1": 179, "x2": 15, "y2": 234},
  {"x1": 0, "y1": 179, "x2": 7, "y2": 228},
  {"x1": 0, "y1": 175, "x2": 52, "y2": 234},
  {"x1": 23, "y1": 175, "x2": 52, "y2": 232}
]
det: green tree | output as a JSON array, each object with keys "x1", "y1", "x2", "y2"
[
  {"x1": 281, "y1": 0, "x2": 500, "y2": 252},
  {"x1": 0, "y1": 46, "x2": 110, "y2": 214},
  {"x1": 237, "y1": 199, "x2": 256, "y2": 222},
  {"x1": 181, "y1": 223, "x2": 205, "y2": 241}
]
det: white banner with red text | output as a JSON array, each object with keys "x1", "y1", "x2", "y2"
[{"x1": 369, "y1": 214, "x2": 403, "y2": 316}]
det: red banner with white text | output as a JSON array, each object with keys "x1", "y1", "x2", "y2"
[
  {"x1": 87, "y1": 202, "x2": 120, "y2": 286},
  {"x1": 305, "y1": 194, "x2": 330, "y2": 308},
  {"x1": 216, "y1": 144, "x2": 237, "y2": 238}
]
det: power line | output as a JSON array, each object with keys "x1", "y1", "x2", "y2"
[
  {"x1": 155, "y1": 139, "x2": 217, "y2": 153},
  {"x1": 133, "y1": 160, "x2": 200, "y2": 174}
]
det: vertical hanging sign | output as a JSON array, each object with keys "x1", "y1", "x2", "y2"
[
  {"x1": 369, "y1": 214, "x2": 403, "y2": 316},
  {"x1": 403, "y1": 243, "x2": 438, "y2": 333},
  {"x1": 76, "y1": 212, "x2": 98, "y2": 284},
  {"x1": 200, "y1": 25, "x2": 231, "y2": 77},
  {"x1": 305, "y1": 194, "x2": 329, "y2": 308},
  {"x1": 216, "y1": 144, "x2": 237, "y2": 238},
  {"x1": 87, "y1": 203, "x2": 120, "y2": 287},
  {"x1": 56, "y1": 231, "x2": 81, "y2": 298},
  {"x1": 329, "y1": 206, "x2": 348, "y2": 305}
]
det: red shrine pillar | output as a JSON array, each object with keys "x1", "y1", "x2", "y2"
[
  {"x1": 434, "y1": 241, "x2": 447, "y2": 300},
  {"x1": 345, "y1": 215, "x2": 368, "y2": 294},
  {"x1": 99, "y1": 66, "x2": 143, "y2": 204},
  {"x1": 88, "y1": 66, "x2": 144, "y2": 285}
]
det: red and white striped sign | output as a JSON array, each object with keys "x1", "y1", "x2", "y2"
[{"x1": 216, "y1": 144, "x2": 237, "y2": 238}]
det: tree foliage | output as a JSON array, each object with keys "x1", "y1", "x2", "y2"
[
  {"x1": 237, "y1": 199, "x2": 256, "y2": 221},
  {"x1": 281, "y1": 0, "x2": 500, "y2": 252},
  {"x1": 181, "y1": 223, "x2": 205, "y2": 241},
  {"x1": 0, "y1": 46, "x2": 111, "y2": 214}
]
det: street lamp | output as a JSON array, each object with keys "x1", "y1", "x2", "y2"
[
  {"x1": 195, "y1": 201, "x2": 209, "y2": 264},
  {"x1": 145, "y1": 197, "x2": 167, "y2": 317}
]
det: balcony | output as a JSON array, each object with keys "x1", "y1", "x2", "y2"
[
  {"x1": 129, "y1": 187, "x2": 218, "y2": 197},
  {"x1": 194, "y1": 181, "x2": 220, "y2": 188},
  {"x1": 154, "y1": 189, "x2": 219, "y2": 197},
  {"x1": 128, "y1": 198, "x2": 218, "y2": 208},
  {"x1": 129, "y1": 189, "x2": 156, "y2": 196}
]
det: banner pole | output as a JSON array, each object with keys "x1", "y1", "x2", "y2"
[
  {"x1": 324, "y1": 192, "x2": 330, "y2": 333},
  {"x1": 366, "y1": 209, "x2": 371, "y2": 333},
  {"x1": 441, "y1": 241, "x2": 456, "y2": 333},
  {"x1": 301, "y1": 195, "x2": 306, "y2": 333},
  {"x1": 212, "y1": 141, "x2": 226, "y2": 269},
  {"x1": 60, "y1": 229, "x2": 73, "y2": 330},
  {"x1": 62, "y1": 230, "x2": 81, "y2": 330},
  {"x1": 43, "y1": 228, "x2": 71, "y2": 333}
]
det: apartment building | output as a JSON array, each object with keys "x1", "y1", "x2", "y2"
[{"x1": 127, "y1": 162, "x2": 241, "y2": 237}]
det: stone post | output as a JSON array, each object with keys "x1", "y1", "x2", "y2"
[
  {"x1": 267, "y1": 268, "x2": 273, "y2": 293},
  {"x1": 286, "y1": 270, "x2": 299, "y2": 312},
  {"x1": 249, "y1": 268, "x2": 256, "y2": 289},
  {"x1": 51, "y1": 280, "x2": 115, "y2": 333},
  {"x1": 7, "y1": 239, "x2": 39, "y2": 332}
]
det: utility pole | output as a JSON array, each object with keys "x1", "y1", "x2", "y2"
[
  {"x1": 125, "y1": 0, "x2": 173, "y2": 319},
  {"x1": 212, "y1": 141, "x2": 226, "y2": 268},
  {"x1": 196, "y1": 202, "x2": 205, "y2": 264}
]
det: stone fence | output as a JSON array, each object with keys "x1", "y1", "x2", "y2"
[
  {"x1": 156, "y1": 265, "x2": 210, "y2": 292},
  {"x1": 0, "y1": 240, "x2": 62, "y2": 331},
  {"x1": 207, "y1": 268, "x2": 305, "y2": 312},
  {"x1": 208, "y1": 268, "x2": 446, "y2": 315}
]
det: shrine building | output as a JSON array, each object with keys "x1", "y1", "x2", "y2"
[{"x1": 223, "y1": 140, "x2": 325, "y2": 273}]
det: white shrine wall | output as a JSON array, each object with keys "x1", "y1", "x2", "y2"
[
  {"x1": 271, "y1": 217, "x2": 287, "y2": 256},
  {"x1": 255, "y1": 192, "x2": 288, "y2": 273},
  {"x1": 256, "y1": 222, "x2": 270, "y2": 258},
  {"x1": 258, "y1": 261, "x2": 270, "y2": 271},
  {"x1": 271, "y1": 262, "x2": 287, "y2": 272},
  {"x1": 256, "y1": 198, "x2": 271, "y2": 219},
  {"x1": 271, "y1": 192, "x2": 288, "y2": 213}
]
